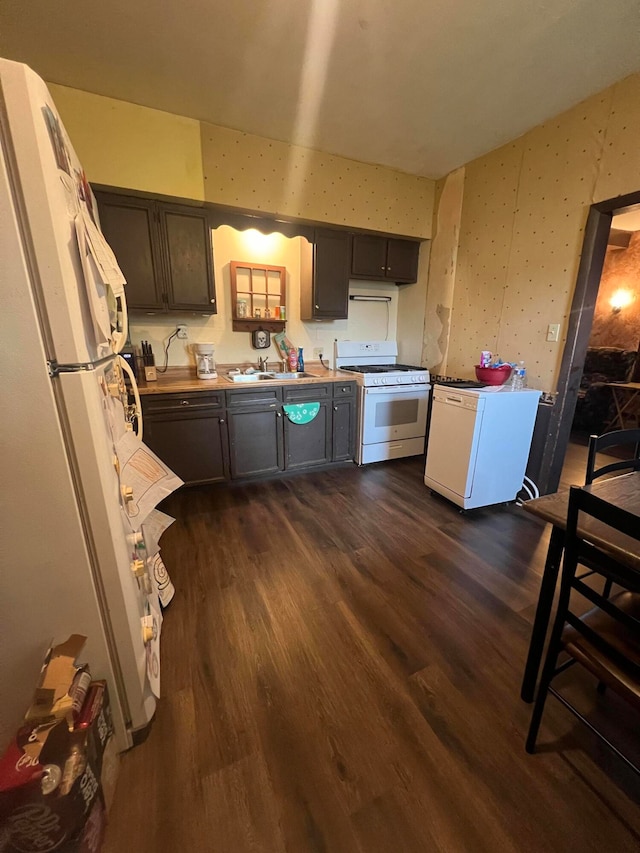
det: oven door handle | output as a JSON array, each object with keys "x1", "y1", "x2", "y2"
[{"x1": 363, "y1": 385, "x2": 430, "y2": 396}]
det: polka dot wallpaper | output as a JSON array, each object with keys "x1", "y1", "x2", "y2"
[
  {"x1": 200, "y1": 122, "x2": 433, "y2": 238},
  {"x1": 442, "y1": 73, "x2": 640, "y2": 392}
]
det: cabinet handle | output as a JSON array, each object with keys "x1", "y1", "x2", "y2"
[
  {"x1": 219, "y1": 418, "x2": 225, "y2": 424},
  {"x1": 387, "y1": 267, "x2": 391, "y2": 272},
  {"x1": 381, "y1": 266, "x2": 385, "y2": 271},
  {"x1": 276, "y1": 412, "x2": 282, "y2": 418},
  {"x1": 180, "y1": 400, "x2": 190, "y2": 406},
  {"x1": 315, "y1": 304, "x2": 320, "y2": 309},
  {"x1": 333, "y1": 406, "x2": 338, "y2": 411},
  {"x1": 210, "y1": 298, "x2": 215, "y2": 303}
]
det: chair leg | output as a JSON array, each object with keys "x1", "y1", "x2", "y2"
[
  {"x1": 526, "y1": 555, "x2": 574, "y2": 754},
  {"x1": 526, "y1": 645, "x2": 559, "y2": 753},
  {"x1": 521, "y1": 525, "x2": 564, "y2": 703}
]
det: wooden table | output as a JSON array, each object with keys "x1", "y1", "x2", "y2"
[
  {"x1": 605, "y1": 381, "x2": 640, "y2": 430},
  {"x1": 520, "y1": 471, "x2": 640, "y2": 702}
]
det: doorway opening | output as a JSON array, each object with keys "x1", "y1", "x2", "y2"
[{"x1": 538, "y1": 190, "x2": 640, "y2": 494}]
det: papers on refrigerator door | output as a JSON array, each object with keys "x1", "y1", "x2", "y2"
[
  {"x1": 116, "y1": 431, "x2": 183, "y2": 528},
  {"x1": 142, "y1": 510, "x2": 176, "y2": 608},
  {"x1": 147, "y1": 552, "x2": 176, "y2": 609},
  {"x1": 141, "y1": 597, "x2": 162, "y2": 699},
  {"x1": 141, "y1": 509, "x2": 175, "y2": 557},
  {"x1": 74, "y1": 209, "x2": 126, "y2": 351}
]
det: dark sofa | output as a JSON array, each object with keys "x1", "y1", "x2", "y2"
[{"x1": 572, "y1": 346, "x2": 638, "y2": 434}]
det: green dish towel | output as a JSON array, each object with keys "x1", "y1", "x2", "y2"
[{"x1": 283, "y1": 402, "x2": 320, "y2": 424}]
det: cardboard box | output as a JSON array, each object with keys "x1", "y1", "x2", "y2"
[{"x1": 0, "y1": 645, "x2": 114, "y2": 853}]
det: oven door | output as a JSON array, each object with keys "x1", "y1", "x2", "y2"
[{"x1": 361, "y1": 384, "x2": 430, "y2": 445}]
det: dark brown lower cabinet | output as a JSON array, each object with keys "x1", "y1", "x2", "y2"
[
  {"x1": 227, "y1": 407, "x2": 285, "y2": 479},
  {"x1": 283, "y1": 400, "x2": 332, "y2": 470},
  {"x1": 332, "y1": 397, "x2": 356, "y2": 462},
  {"x1": 141, "y1": 382, "x2": 356, "y2": 485},
  {"x1": 143, "y1": 410, "x2": 229, "y2": 485}
]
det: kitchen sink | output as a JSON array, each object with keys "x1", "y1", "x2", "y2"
[
  {"x1": 269, "y1": 372, "x2": 316, "y2": 380},
  {"x1": 224, "y1": 372, "x2": 275, "y2": 383},
  {"x1": 224, "y1": 371, "x2": 317, "y2": 383}
]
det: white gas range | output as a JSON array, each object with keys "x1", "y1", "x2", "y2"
[{"x1": 335, "y1": 341, "x2": 431, "y2": 465}]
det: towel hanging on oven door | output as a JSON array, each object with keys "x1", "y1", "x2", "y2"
[{"x1": 282, "y1": 403, "x2": 320, "y2": 424}]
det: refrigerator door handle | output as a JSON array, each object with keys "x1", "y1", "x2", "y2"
[{"x1": 118, "y1": 355, "x2": 143, "y2": 441}]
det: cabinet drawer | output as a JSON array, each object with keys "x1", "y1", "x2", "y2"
[
  {"x1": 141, "y1": 391, "x2": 224, "y2": 413},
  {"x1": 226, "y1": 387, "x2": 283, "y2": 408},
  {"x1": 332, "y1": 381, "x2": 356, "y2": 398},
  {"x1": 282, "y1": 383, "x2": 331, "y2": 403}
]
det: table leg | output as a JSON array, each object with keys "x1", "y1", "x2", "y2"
[
  {"x1": 604, "y1": 387, "x2": 624, "y2": 431},
  {"x1": 520, "y1": 524, "x2": 565, "y2": 703}
]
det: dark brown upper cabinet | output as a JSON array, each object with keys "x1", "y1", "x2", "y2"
[
  {"x1": 94, "y1": 191, "x2": 216, "y2": 313},
  {"x1": 351, "y1": 234, "x2": 420, "y2": 284},
  {"x1": 301, "y1": 228, "x2": 351, "y2": 320}
]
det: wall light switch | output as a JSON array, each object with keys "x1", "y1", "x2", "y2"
[{"x1": 546, "y1": 323, "x2": 560, "y2": 343}]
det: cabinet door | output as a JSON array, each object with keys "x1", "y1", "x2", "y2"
[
  {"x1": 332, "y1": 397, "x2": 356, "y2": 462},
  {"x1": 283, "y1": 400, "x2": 332, "y2": 470},
  {"x1": 143, "y1": 411, "x2": 229, "y2": 485},
  {"x1": 386, "y1": 238, "x2": 420, "y2": 283},
  {"x1": 158, "y1": 205, "x2": 217, "y2": 313},
  {"x1": 94, "y1": 192, "x2": 165, "y2": 310},
  {"x1": 312, "y1": 229, "x2": 350, "y2": 319},
  {"x1": 351, "y1": 234, "x2": 388, "y2": 279},
  {"x1": 227, "y1": 408, "x2": 284, "y2": 478}
]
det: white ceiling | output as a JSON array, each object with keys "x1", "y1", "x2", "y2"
[{"x1": 1, "y1": 0, "x2": 640, "y2": 178}]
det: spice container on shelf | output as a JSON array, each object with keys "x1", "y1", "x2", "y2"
[{"x1": 237, "y1": 299, "x2": 247, "y2": 318}]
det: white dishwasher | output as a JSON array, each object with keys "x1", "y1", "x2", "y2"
[{"x1": 424, "y1": 385, "x2": 541, "y2": 509}]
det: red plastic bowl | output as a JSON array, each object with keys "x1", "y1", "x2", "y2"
[{"x1": 475, "y1": 364, "x2": 513, "y2": 385}]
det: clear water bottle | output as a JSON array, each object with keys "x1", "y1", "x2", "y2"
[{"x1": 511, "y1": 361, "x2": 526, "y2": 391}]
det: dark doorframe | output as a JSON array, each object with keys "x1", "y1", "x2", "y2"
[{"x1": 537, "y1": 189, "x2": 640, "y2": 494}]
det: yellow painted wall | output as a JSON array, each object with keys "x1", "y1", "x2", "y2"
[
  {"x1": 437, "y1": 73, "x2": 640, "y2": 392},
  {"x1": 48, "y1": 83, "x2": 433, "y2": 238},
  {"x1": 48, "y1": 84, "x2": 205, "y2": 200}
]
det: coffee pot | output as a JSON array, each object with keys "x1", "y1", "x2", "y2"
[{"x1": 194, "y1": 343, "x2": 217, "y2": 380}]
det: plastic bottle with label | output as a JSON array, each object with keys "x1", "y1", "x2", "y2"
[
  {"x1": 297, "y1": 347, "x2": 304, "y2": 372},
  {"x1": 511, "y1": 361, "x2": 526, "y2": 391}
]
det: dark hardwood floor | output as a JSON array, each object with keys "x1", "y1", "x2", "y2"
[{"x1": 104, "y1": 457, "x2": 640, "y2": 852}]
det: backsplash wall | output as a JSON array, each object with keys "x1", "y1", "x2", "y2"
[{"x1": 129, "y1": 225, "x2": 399, "y2": 370}]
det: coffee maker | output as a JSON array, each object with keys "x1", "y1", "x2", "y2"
[{"x1": 194, "y1": 343, "x2": 217, "y2": 380}]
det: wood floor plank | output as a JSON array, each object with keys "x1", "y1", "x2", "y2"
[{"x1": 104, "y1": 457, "x2": 640, "y2": 853}]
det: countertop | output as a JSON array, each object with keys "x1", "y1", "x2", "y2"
[{"x1": 137, "y1": 364, "x2": 354, "y2": 395}]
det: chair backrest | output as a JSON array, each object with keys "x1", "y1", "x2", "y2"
[
  {"x1": 563, "y1": 486, "x2": 640, "y2": 664},
  {"x1": 585, "y1": 428, "x2": 640, "y2": 485}
]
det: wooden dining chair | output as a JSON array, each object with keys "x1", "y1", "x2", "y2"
[
  {"x1": 525, "y1": 486, "x2": 640, "y2": 773},
  {"x1": 585, "y1": 428, "x2": 640, "y2": 485}
]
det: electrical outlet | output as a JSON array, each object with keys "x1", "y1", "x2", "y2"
[
  {"x1": 546, "y1": 323, "x2": 560, "y2": 343},
  {"x1": 313, "y1": 347, "x2": 323, "y2": 358},
  {"x1": 176, "y1": 325, "x2": 188, "y2": 339}
]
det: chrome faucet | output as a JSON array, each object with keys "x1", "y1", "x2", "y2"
[{"x1": 258, "y1": 356, "x2": 269, "y2": 372}]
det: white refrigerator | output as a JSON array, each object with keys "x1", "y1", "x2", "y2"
[{"x1": 0, "y1": 59, "x2": 180, "y2": 751}]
